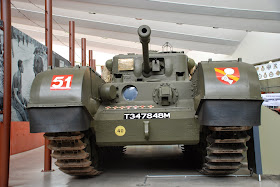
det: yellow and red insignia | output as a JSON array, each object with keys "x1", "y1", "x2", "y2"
[{"x1": 214, "y1": 67, "x2": 240, "y2": 85}]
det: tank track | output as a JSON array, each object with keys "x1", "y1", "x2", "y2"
[
  {"x1": 201, "y1": 126, "x2": 251, "y2": 175},
  {"x1": 44, "y1": 131, "x2": 101, "y2": 176}
]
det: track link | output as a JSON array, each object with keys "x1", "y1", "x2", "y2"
[
  {"x1": 201, "y1": 126, "x2": 251, "y2": 175},
  {"x1": 45, "y1": 132, "x2": 101, "y2": 176}
]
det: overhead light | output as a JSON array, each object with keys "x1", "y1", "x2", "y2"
[{"x1": 88, "y1": 12, "x2": 96, "y2": 14}]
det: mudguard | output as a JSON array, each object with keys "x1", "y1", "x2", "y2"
[
  {"x1": 193, "y1": 60, "x2": 262, "y2": 126},
  {"x1": 27, "y1": 66, "x2": 104, "y2": 133}
]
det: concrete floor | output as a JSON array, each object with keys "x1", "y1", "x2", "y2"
[{"x1": 9, "y1": 145, "x2": 280, "y2": 187}]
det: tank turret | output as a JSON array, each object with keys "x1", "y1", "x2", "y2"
[{"x1": 138, "y1": 25, "x2": 151, "y2": 76}]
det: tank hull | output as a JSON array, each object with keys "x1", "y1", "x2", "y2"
[
  {"x1": 94, "y1": 109, "x2": 199, "y2": 146},
  {"x1": 93, "y1": 80, "x2": 198, "y2": 146}
]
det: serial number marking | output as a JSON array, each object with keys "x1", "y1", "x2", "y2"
[{"x1": 124, "y1": 112, "x2": 170, "y2": 120}]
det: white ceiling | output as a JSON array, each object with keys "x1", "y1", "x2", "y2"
[{"x1": 10, "y1": 0, "x2": 280, "y2": 56}]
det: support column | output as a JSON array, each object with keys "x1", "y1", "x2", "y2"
[
  {"x1": 1, "y1": 1, "x2": 3, "y2": 19},
  {"x1": 45, "y1": 0, "x2": 47, "y2": 46},
  {"x1": 93, "y1": 59, "x2": 96, "y2": 71},
  {"x1": 43, "y1": 0, "x2": 52, "y2": 172},
  {"x1": 89, "y1": 50, "x2": 93, "y2": 68},
  {"x1": 46, "y1": 0, "x2": 52, "y2": 67},
  {"x1": 81, "y1": 38, "x2": 86, "y2": 66},
  {"x1": 0, "y1": 0, "x2": 12, "y2": 186},
  {"x1": 69, "y1": 21, "x2": 75, "y2": 66}
]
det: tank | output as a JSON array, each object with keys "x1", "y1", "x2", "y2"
[{"x1": 27, "y1": 25, "x2": 263, "y2": 176}]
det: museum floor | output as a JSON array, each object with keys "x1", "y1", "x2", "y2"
[{"x1": 9, "y1": 145, "x2": 280, "y2": 187}]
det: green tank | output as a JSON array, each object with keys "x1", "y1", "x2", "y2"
[{"x1": 27, "y1": 25, "x2": 262, "y2": 176}]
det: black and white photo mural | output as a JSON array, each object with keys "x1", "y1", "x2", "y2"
[{"x1": 0, "y1": 27, "x2": 71, "y2": 122}]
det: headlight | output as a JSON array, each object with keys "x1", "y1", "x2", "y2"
[{"x1": 122, "y1": 85, "x2": 138, "y2": 101}]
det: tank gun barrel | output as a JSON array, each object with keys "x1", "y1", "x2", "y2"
[{"x1": 138, "y1": 25, "x2": 151, "y2": 75}]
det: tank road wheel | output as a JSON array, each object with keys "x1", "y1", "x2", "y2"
[
  {"x1": 201, "y1": 126, "x2": 252, "y2": 175},
  {"x1": 44, "y1": 131, "x2": 101, "y2": 176}
]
